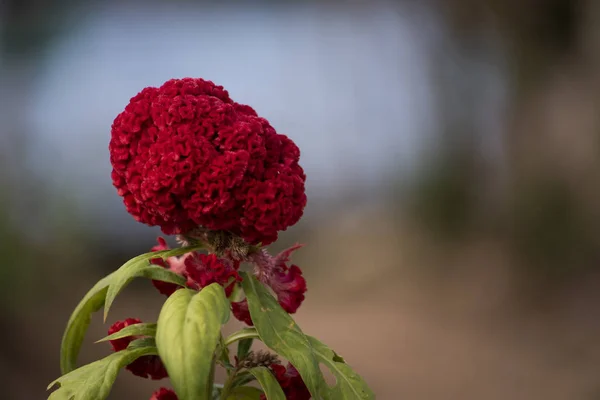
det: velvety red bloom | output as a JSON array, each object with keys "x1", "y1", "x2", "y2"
[
  {"x1": 262, "y1": 363, "x2": 311, "y2": 400},
  {"x1": 232, "y1": 244, "x2": 307, "y2": 325},
  {"x1": 231, "y1": 299, "x2": 253, "y2": 325},
  {"x1": 126, "y1": 354, "x2": 169, "y2": 380},
  {"x1": 268, "y1": 244, "x2": 307, "y2": 313},
  {"x1": 151, "y1": 276, "x2": 180, "y2": 296},
  {"x1": 271, "y1": 264, "x2": 307, "y2": 313},
  {"x1": 185, "y1": 253, "x2": 241, "y2": 296},
  {"x1": 150, "y1": 388, "x2": 178, "y2": 400},
  {"x1": 108, "y1": 318, "x2": 142, "y2": 352},
  {"x1": 108, "y1": 318, "x2": 168, "y2": 380},
  {"x1": 110, "y1": 78, "x2": 306, "y2": 245}
]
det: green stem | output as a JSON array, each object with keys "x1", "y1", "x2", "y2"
[
  {"x1": 219, "y1": 369, "x2": 237, "y2": 400},
  {"x1": 219, "y1": 328, "x2": 260, "y2": 399}
]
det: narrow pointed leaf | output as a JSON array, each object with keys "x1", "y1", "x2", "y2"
[
  {"x1": 307, "y1": 336, "x2": 375, "y2": 400},
  {"x1": 248, "y1": 367, "x2": 285, "y2": 400},
  {"x1": 96, "y1": 323, "x2": 157, "y2": 343},
  {"x1": 60, "y1": 272, "x2": 114, "y2": 374},
  {"x1": 127, "y1": 337, "x2": 156, "y2": 350},
  {"x1": 240, "y1": 272, "x2": 326, "y2": 399},
  {"x1": 224, "y1": 327, "x2": 259, "y2": 347},
  {"x1": 48, "y1": 345, "x2": 157, "y2": 400},
  {"x1": 103, "y1": 245, "x2": 202, "y2": 320},
  {"x1": 237, "y1": 338, "x2": 254, "y2": 361},
  {"x1": 61, "y1": 245, "x2": 200, "y2": 374},
  {"x1": 156, "y1": 285, "x2": 230, "y2": 400}
]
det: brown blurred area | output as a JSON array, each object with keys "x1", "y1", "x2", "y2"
[{"x1": 3, "y1": 0, "x2": 600, "y2": 399}]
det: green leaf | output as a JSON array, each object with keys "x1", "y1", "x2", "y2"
[
  {"x1": 226, "y1": 386, "x2": 264, "y2": 400},
  {"x1": 95, "y1": 322, "x2": 157, "y2": 343},
  {"x1": 237, "y1": 338, "x2": 254, "y2": 361},
  {"x1": 230, "y1": 371, "x2": 256, "y2": 389},
  {"x1": 127, "y1": 337, "x2": 156, "y2": 350},
  {"x1": 60, "y1": 272, "x2": 114, "y2": 374},
  {"x1": 223, "y1": 327, "x2": 259, "y2": 347},
  {"x1": 225, "y1": 328, "x2": 256, "y2": 369},
  {"x1": 218, "y1": 334, "x2": 235, "y2": 372},
  {"x1": 103, "y1": 245, "x2": 202, "y2": 321},
  {"x1": 228, "y1": 283, "x2": 242, "y2": 301},
  {"x1": 307, "y1": 336, "x2": 375, "y2": 400},
  {"x1": 156, "y1": 285, "x2": 230, "y2": 400},
  {"x1": 248, "y1": 366, "x2": 285, "y2": 400},
  {"x1": 59, "y1": 245, "x2": 200, "y2": 375},
  {"x1": 48, "y1": 345, "x2": 157, "y2": 400},
  {"x1": 240, "y1": 272, "x2": 326, "y2": 399}
]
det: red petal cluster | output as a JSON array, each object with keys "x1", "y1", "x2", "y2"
[
  {"x1": 150, "y1": 237, "x2": 241, "y2": 297},
  {"x1": 232, "y1": 245, "x2": 307, "y2": 325},
  {"x1": 231, "y1": 299, "x2": 253, "y2": 325},
  {"x1": 270, "y1": 264, "x2": 307, "y2": 314},
  {"x1": 149, "y1": 388, "x2": 178, "y2": 400},
  {"x1": 110, "y1": 78, "x2": 306, "y2": 245},
  {"x1": 108, "y1": 318, "x2": 142, "y2": 352},
  {"x1": 185, "y1": 253, "x2": 241, "y2": 296},
  {"x1": 261, "y1": 363, "x2": 311, "y2": 400},
  {"x1": 269, "y1": 245, "x2": 307, "y2": 313},
  {"x1": 107, "y1": 318, "x2": 168, "y2": 380}
]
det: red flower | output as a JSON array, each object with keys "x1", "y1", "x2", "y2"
[
  {"x1": 150, "y1": 237, "x2": 241, "y2": 297},
  {"x1": 126, "y1": 355, "x2": 169, "y2": 381},
  {"x1": 150, "y1": 388, "x2": 178, "y2": 400},
  {"x1": 271, "y1": 264, "x2": 307, "y2": 313},
  {"x1": 268, "y1": 245, "x2": 307, "y2": 313},
  {"x1": 262, "y1": 363, "x2": 311, "y2": 400},
  {"x1": 108, "y1": 318, "x2": 142, "y2": 352},
  {"x1": 110, "y1": 78, "x2": 306, "y2": 245},
  {"x1": 231, "y1": 299, "x2": 253, "y2": 326},
  {"x1": 185, "y1": 253, "x2": 241, "y2": 296},
  {"x1": 232, "y1": 244, "x2": 307, "y2": 325},
  {"x1": 107, "y1": 318, "x2": 168, "y2": 380}
]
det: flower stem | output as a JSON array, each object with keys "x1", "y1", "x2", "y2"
[{"x1": 219, "y1": 369, "x2": 238, "y2": 399}]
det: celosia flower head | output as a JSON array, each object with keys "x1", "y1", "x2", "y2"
[{"x1": 110, "y1": 78, "x2": 306, "y2": 245}]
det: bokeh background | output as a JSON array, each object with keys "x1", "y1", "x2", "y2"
[{"x1": 3, "y1": 0, "x2": 600, "y2": 398}]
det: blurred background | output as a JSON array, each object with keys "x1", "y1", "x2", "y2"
[{"x1": 2, "y1": 0, "x2": 600, "y2": 398}]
